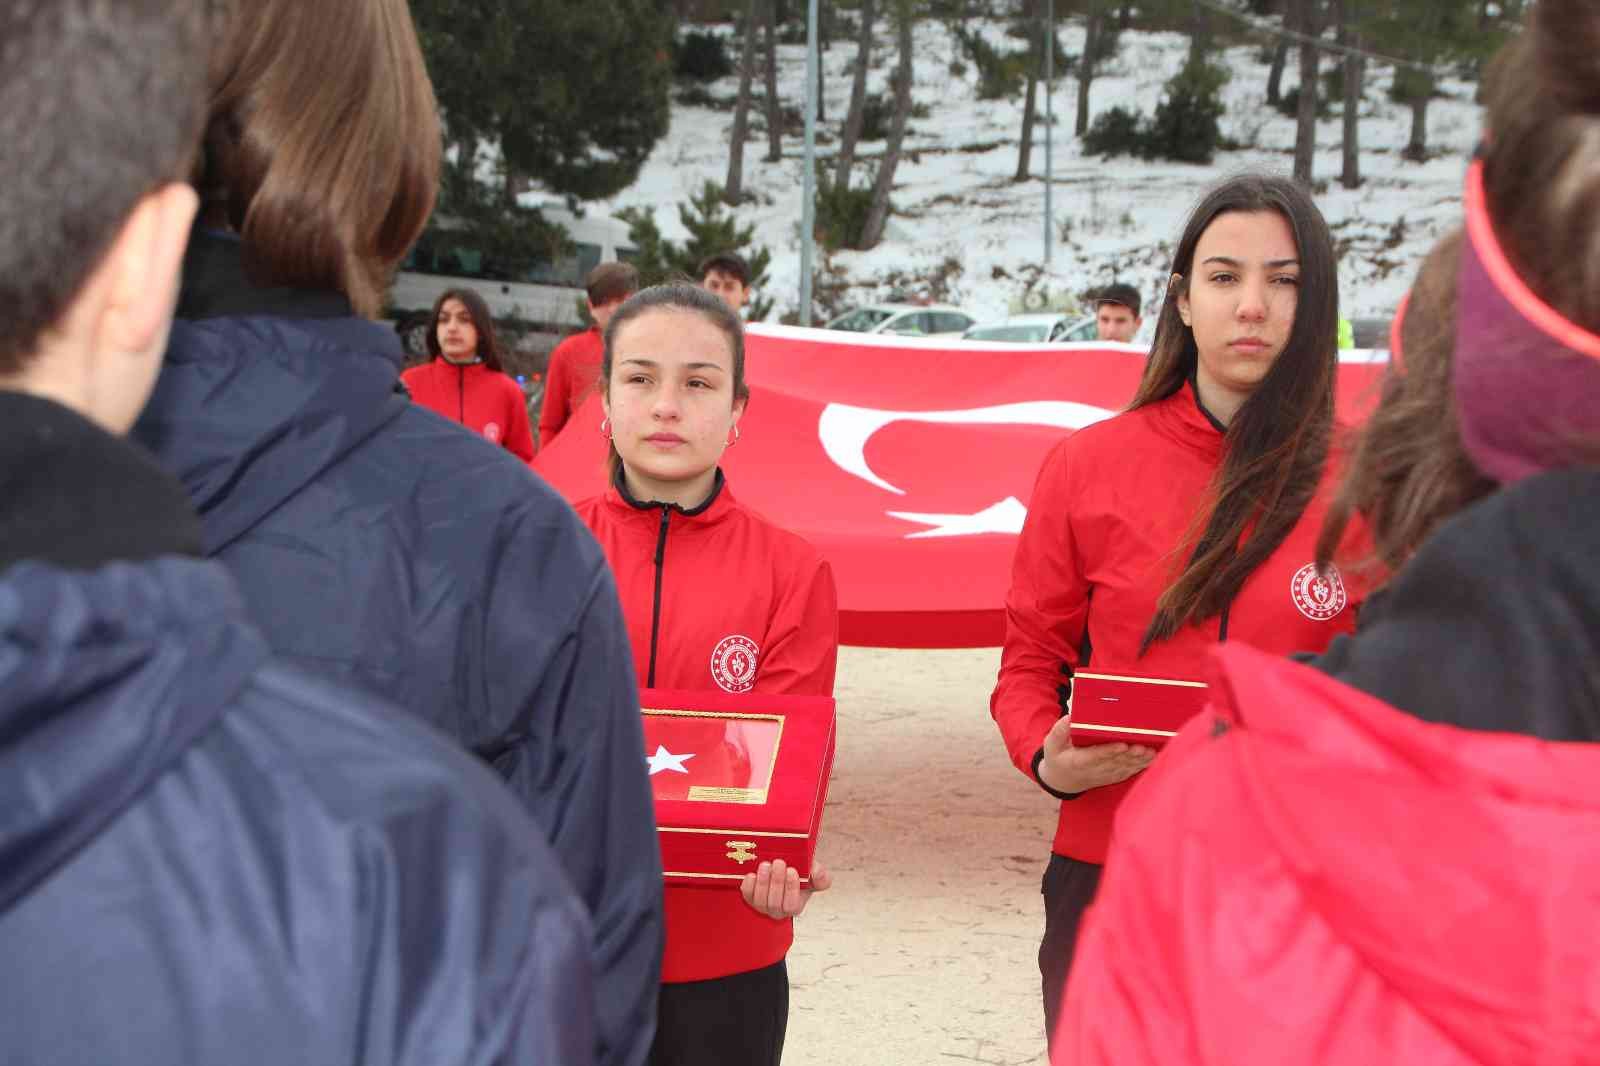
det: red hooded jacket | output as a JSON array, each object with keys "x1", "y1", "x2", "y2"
[
  {"x1": 540, "y1": 328, "x2": 603, "y2": 448},
  {"x1": 1057, "y1": 641, "x2": 1600, "y2": 1065},
  {"x1": 575, "y1": 472, "x2": 839, "y2": 984},
  {"x1": 991, "y1": 382, "x2": 1361, "y2": 864},
  {"x1": 401, "y1": 358, "x2": 535, "y2": 462}
]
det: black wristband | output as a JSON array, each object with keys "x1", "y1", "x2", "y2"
[{"x1": 1031, "y1": 746, "x2": 1082, "y2": 801}]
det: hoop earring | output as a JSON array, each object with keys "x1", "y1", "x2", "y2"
[
  {"x1": 727, "y1": 425, "x2": 741, "y2": 447},
  {"x1": 600, "y1": 417, "x2": 612, "y2": 440}
]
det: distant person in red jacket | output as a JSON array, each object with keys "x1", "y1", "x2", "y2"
[
  {"x1": 401, "y1": 288, "x2": 535, "y2": 461},
  {"x1": 990, "y1": 173, "x2": 1364, "y2": 1053},
  {"x1": 698, "y1": 252, "x2": 750, "y2": 314},
  {"x1": 574, "y1": 282, "x2": 838, "y2": 1066},
  {"x1": 540, "y1": 262, "x2": 640, "y2": 448}
]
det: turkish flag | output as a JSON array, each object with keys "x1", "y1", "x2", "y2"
[
  {"x1": 536, "y1": 325, "x2": 1388, "y2": 649},
  {"x1": 642, "y1": 714, "x2": 782, "y2": 801}
]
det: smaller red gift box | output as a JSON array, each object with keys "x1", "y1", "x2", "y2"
[
  {"x1": 1067, "y1": 670, "x2": 1208, "y2": 748},
  {"x1": 639, "y1": 688, "x2": 836, "y2": 887}
]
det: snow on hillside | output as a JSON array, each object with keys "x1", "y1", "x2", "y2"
[{"x1": 588, "y1": 17, "x2": 1483, "y2": 332}]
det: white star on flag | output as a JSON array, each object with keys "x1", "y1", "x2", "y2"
[{"x1": 646, "y1": 745, "x2": 696, "y2": 776}]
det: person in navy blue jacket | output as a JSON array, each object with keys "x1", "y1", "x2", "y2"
[
  {"x1": 130, "y1": 4, "x2": 663, "y2": 1065},
  {"x1": 0, "y1": 3, "x2": 592, "y2": 1063}
]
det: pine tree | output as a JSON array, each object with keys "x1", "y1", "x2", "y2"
[
  {"x1": 1361, "y1": 0, "x2": 1505, "y2": 162},
  {"x1": 616, "y1": 183, "x2": 777, "y2": 320},
  {"x1": 414, "y1": 0, "x2": 674, "y2": 203}
]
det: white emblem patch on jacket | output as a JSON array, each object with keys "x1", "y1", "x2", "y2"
[
  {"x1": 482, "y1": 422, "x2": 502, "y2": 443},
  {"x1": 1290, "y1": 563, "x2": 1349, "y2": 622},
  {"x1": 710, "y1": 634, "x2": 760, "y2": 693}
]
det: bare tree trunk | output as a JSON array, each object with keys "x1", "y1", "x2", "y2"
[
  {"x1": 1015, "y1": 1, "x2": 1040, "y2": 181},
  {"x1": 1292, "y1": 0, "x2": 1320, "y2": 185},
  {"x1": 860, "y1": 0, "x2": 911, "y2": 249},
  {"x1": 1266, "y1": 0, "x2": 1291, "y2": 106},
  {"x1": 1076, "y1": 3, "x2": 1102, "y2": 137},
  {"x1": 1405, "y1": 89, "x2": 1431, "y2": 161},
  {"x1": 1016, "y1": 64, "x2": 1038, "y2": 181},
  {"x1": 725, "y1": 0, "x2": 760, "y2": 203},
  {"x1": 818, "y1": 0, "x2": 828, "y2": 123},
  {"x1": 835, "y1": 0, "x2": 874, "y2": 188},
  {"x1": 1267, "y1": 39, "x2": 1289, "y2": 105},
  {"x1": 763, "y1": 0, "x2": 782, "y2": 161},
  {"x1": 1339, "y1": 0, "x2": 1362, "y2": 189},
  {"x1": 1188, "y1": 0, "x2": 1210, "y2": 66}
]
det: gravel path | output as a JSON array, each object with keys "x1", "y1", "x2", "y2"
[{"x1": 783, "y1": 646, "x2": 1056, "y2": 1066}]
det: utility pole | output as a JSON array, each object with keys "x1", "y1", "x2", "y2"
[
  {"x1": 800, "y1": 0, "x2": 820, "y2": 325},
  {"x1": 1044, "y1": 0, "x2": 1053, "y2": 266}
]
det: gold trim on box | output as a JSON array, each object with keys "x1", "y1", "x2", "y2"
[
  {"x1": 1072, "y1": 672, "x2": 1207, "y2": 689},
  {"x1": 657, "y1": 826, "x2": 810, "y2": 839},
  {"x1": 1070, "y1": 722, "x2": 1179, "y2": 738},
  {"x1": 663, "y1": 871, "x2": 814, "y2": 883},
  {"x1": 642, "y1": 708, "x2": 786, "y2": 805},
  {"x1": 687, "y1": 786, "x2": 769, "y2": 803}
]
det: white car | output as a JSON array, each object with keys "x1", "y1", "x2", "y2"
[
  {"x1": 825, "y1": 303, "x2": 976, "y2": 337},
  {"x1": 961, "y1": 312, "x2": 1099, "y2": 344}
]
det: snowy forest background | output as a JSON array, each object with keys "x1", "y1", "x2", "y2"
[{"x1": 409, "y1": 0, "x2": 1522, "y2": 334}]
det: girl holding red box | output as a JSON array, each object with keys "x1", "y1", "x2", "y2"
[
  {"x1": 575, "y1": 283, "x2": 839, "y2": 1066},
  {"x1": 990, "y1": 173, "x2": 1366, "y2": 1051},
  {"x1": 1057, "y1": 7, "x2": 1600, "y2": 1057}
]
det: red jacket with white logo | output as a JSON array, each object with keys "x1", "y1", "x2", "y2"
[
  {"x1": 539, "y1": 328, "x2": 603, "y2": 448},
  {"x1": 401, "y1": 358, "x2": 535, "y2": 463},
  {"x1": 991, "y1": 381, "x2": 1361, "y2": 864},
  {"x1": 1057, "y1": 641, "x2": 1600, "y2": 1066},
  {"x1": 575, "y1": 472, "x2": 839, "y2": 984}
]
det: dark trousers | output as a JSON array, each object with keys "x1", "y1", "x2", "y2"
[
  {"x1": 1040, "y1": 853, "x2": 1104, "y2": 1053},
  {"x1": 651, "y1": 960, "x2": 789, "y2": 1066}
]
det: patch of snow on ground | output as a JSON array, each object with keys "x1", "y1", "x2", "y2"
[{"x1": 586, "y1": 17, "x2": 1482, "y2": 334}]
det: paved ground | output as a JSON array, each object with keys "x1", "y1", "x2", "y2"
[{"x1": 784, "y1": 646, "x2": 1056, "y2": 1066}]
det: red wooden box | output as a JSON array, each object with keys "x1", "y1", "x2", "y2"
[
  {"x1": 639, "y1": 688, "x2": 836, "y2": 887},
  {"x1": 1067, "y1": 670, "x2": 1209, "y2": 748}
]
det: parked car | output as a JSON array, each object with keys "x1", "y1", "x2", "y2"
[
  {"x1": 962, "y1": 312, "x2": 1099, "y2": 344},
  {"x1": 1349, "y1": 316, "x2": 1394, "y2": 350},
  {"x1": 824, "y1": 303, "x2": 976, "y2": 337}
]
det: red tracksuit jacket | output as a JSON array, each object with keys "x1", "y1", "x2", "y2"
[
  {"x1": 401, "y1": 358, "x2": 535, "y2": 462},
  {"x1": 1058, "y1": 641, "x2": 1600, "y2": 1065},
  {"x1": 539, "y1": 328, "x2": 603, "y2": 448},
  {"x1": 575, "y1": 472, "x2": 839, "y2": 984},
  {"x1": 991, "y1": 381, "x2": 1361, "y2": 864}
]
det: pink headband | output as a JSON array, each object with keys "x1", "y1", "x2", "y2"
[{"x1": 1445, "y1": 159, "x2": 1600, "y2": 483}]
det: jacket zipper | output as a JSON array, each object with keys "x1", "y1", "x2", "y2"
[
  {"x1": 456, "y1": 364, "x2": 466, "y2": 424},
  {"x1": 646, "y1": 506, "x2": 671, "y2": 687}
]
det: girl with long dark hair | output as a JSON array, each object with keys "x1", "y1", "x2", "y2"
[
  {"x1": 401, "y1": 288, "x2": 536, "y2": 461},
  {"x1": 1057, "y1": 6, "x2": 1600, "y2": 1059},
  {"x1": 990, "y1": 173, "x2": 1365, "y2": 1050}
]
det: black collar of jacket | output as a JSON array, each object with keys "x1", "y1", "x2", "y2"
[
  {"x1": 0, "y1": 392, "x2": 202, "y2": 573},
  {"x1": 613, "y1": 464, "x2": 726, "y2": 517},
  {"x1": 1187, "y1": 370, "x2": 1229, "y2": 434},
  {"x1": 178, "y1": 229, "x2": 353, "y2": 321}
]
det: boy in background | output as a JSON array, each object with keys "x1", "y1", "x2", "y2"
[
  {"x1": 1094, "y1": 282, "x2": 1143, "y2": 344},
  {"x1": 699, "y1": 251, "x2": 752, "y2": 314},
  {"x1": 541, "y1": 261, "x2": 640, "y2": 448}
]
